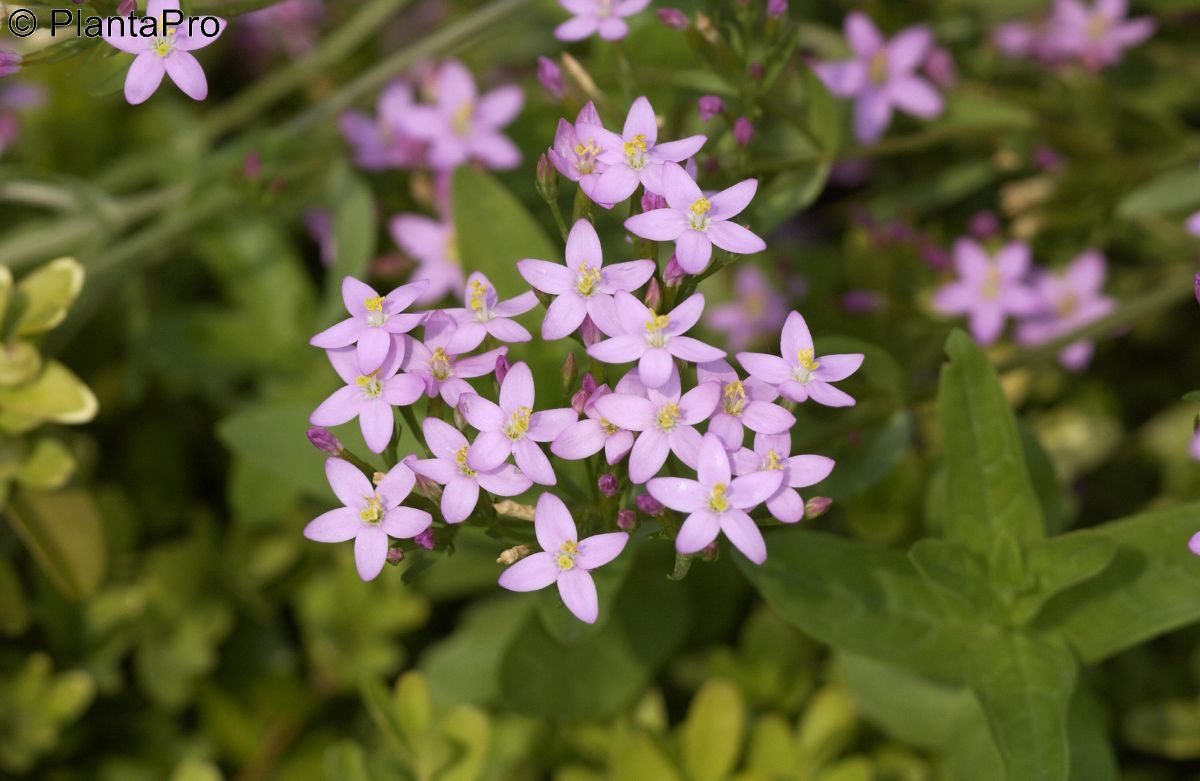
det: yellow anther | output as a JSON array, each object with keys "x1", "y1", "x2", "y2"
[
  {"x1": 152, "y1": 38, "x2": 174, "y2": 57},
  {"x1": 555, "y1": 539, "x2": 579, "y2": 570},
  {"x1": 505, "y1": 406, "x2": 532, "y2": 440},
  {"x1": 690, "y1": 197, "x2": 711, "y2": 215},
  {"x1": 359, "y1": 495, "x2": 384, "y2": 524},
  {"x1": 869, "y1": 50, "x2": 888, "y2": 83},
  {"x1": 364, "y1": 296, "x2": 386, "y2": 312},
  {"x1": 429, "y1": 347, "x2": 453, "y2": 381},
  {"x1": 1055, "y1": 293, "x2": 1078, "y2": 318},
  {"x1": 356, "y1": 373, "x2": 383, "y2": 398},
  {"x1": 468, "y1": 279, "x2": 488, "y2": 312},
  {"x1": 560, "y1": 540, "x2": 578, "y2": 555},
  {"x1": 765, "y1": 449, "x2": 785, "y2": 471},
  {"x1": 981, "y1": 267, "x2": 1002, "y2": 300},
  {"x1": 708, "y1": 483, "x2": 730, "y2": 513},
  {"x1": 452, "y1": 102, "x2": 474, "y2": 135},
  {"x1": 600, "y1": 418, "x2": 619, "y2": 435},
  {"x1": 722, "y1": 381, "x2": 747, "y2": 416},
  {"x1": 656, "y1": 402, "x2": 680, "y2": 430},
  {"x1": 623, "y1": 134, "x2": 648, "y2": 156},
  {"x1": 454, "y1": 446, "x2": 476, "y2": 477},
  {"x1": 576, "y1": 265, "x2": 602, "y2": 297},
  {"x1": 797, "y1": 348, "x2": 820, "y2": 373},
  {"x1": 556, "y1": 553, "x2": 576, "y2": 570},
  {"x1": 645, "y1": 311, "x2": 670, "y2": 333}
]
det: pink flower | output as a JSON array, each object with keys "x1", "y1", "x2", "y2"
[
  {"x1": 706, "y1": 266, "x2": 789, "y2": 351},
  {"x1": 389, "y1": 211, "x2": 464, "y2": 305},
  {"x1": 443, "y1": 272, "x2": 538, "y2": 352},
  {"x1": 310, "y1": 342, "x2": 424, "y2": 453},
  {"x1": 407, "y1": 418, "x2": 532, "y2": 523},
  {"x1": 625, "y1": 162, "x2": 766, "y2": 274},
  {"x1": 310, "y1": 277, "x2": 427, "y2": 374},
  {"x1": 592, "y1": 368, "x2": 719, "y2": 483},
  {"x1": 460, "y1": 362, "x2": 577, "y2": 485},
  {"x1": 1015, "y1": 250, "x2": 1114, "y2": 371},
  {"x1": 1046, "y1": 0, "x2": 1154, "y2": 69},
  {"x1": 304, "y1": 458, "x2": 432, "y2": 581},
  {"x1": 586, "y1": 291, "x2": 725, "y2": 389},
  {"x1": 932, "y1": 239, "x2": 1041, "y2": 346},
  {"x1": 647, "y1": 434, "x2": 782, "y2": 563},
  {"x1": 537, "y1": 56, "x2": 565, "y2": 99},
  {"x1": 697, "y1": 360, "x2": 794, "y2": 450},
  {"x1": 551, "y1": 376, "x2": 643, "y2": 464},
  {"x1": 402, "y1": 311, "x2": 508, "y2": 406},
  {"x1": 732, "y1": 433, "x2": 834, "y2": 523},
  {"x1": 577, "y1": 96, "x2": 706, "y2": 203},
  {"x1": 498, "y1": 493, "x2": 628, "y2": 624},
  {"x1": 102, "y1": 0, "x2": 227, "y2": 105},
  {"x1": 0, "y1": 51, "x2": 20, "y2": 79},
  {"x1": 340, "y1": 82, "x2": 425, "y2": 170},
  {"x1": 548, "y1": 102, "x2": 606, "y2": 187},
  {"x1": 697, "y1": 95, "x2": 724, "y2": 122},
  {"x1": 737, "y1": 311, "x2": 864, "y2": 407},
  {"x1": 518, "y1": 218, "x2": 656, "y2": 340},
  {"x1": 555, "y1": 0, "x2": 652, "y2": 42},
  {"x1": 400, "y1": 60, "x2": 523, "y2": 171},
  {"x1": 813, "y1": 12, "x2": 944, "y2": 144}
]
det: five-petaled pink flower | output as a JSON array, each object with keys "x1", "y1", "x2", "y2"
[
  {"x1": 737, "y1": 311, "x2": 864, "y2": 407},
  {"x1": 625, "y1": 162, "x2": 766, "y2": 274},
  {"x1": 304, "y1": 458, "x2": 432, "y2": 581},
  {"x1": 519, "y1": 218, "x2": 656, "y2": 340},
  {"x1": 555, "y1": 0, "x2": 652, "y2": 42},
  {"x1": 931, "y1": 238, "x2": 1040, "y2": 346},
  {"x1": 697, "y1": 360, "x2": 795, "y2": 450},
  {"x1": 498, "y1": 493, "x2": 628, "y2": 623},
  {"x1": 310, "y1": 277, "x2": 427, "y2": 374},
  {"x1": 310, "y1": 342, "x2": 424, "y2": 453},
  {"x1": 548, "y1": 102, "x2": 607, "y2": 191},
  {"x1": 814, "y1": 12, "x2": 944, "y2": 144},
  {"x1": 402, "y1": 311, "x2": 508, "y2": 406},
  {"x1": 407, "y1": 418, "x2": 532, "y2": 523},
  {"x1": 732, "y1": 433, "x2": 834, "y2": 524},
  {"x1": 340, "y1": 81, "x2": 426, "y2": 170},
  {"x1": 647, "y1": 433, "x2": 782, "y2": 563},
  {"x1": 444, "y1": 272, "x2": 538, "y2": 353},
  {"x1": 461, "y1": 361, "x2": 577, "y2": 485},
  {"x1": 587, "y1": 291, "x2": 725, "y2": 389},
  {"x1": 577, "y1": 96, "x2": 706, "y2": 203},
  {"x1": 592, "y1": 368, "x2": 719, "y2": 483},
  {"x1": 102, "y1": 0, "x2": 227, "y2": 105},
  {"x1": 389, "y1": 209, "x2": 464, "y2": 305},
  {"x1": 1015, "y1": 250, "x2": 1114, "y2": 371},
  {"x1": 400, "y1": 60, "x2": 523, "y2": 171},
  {"x1": 1048, "y1": 0, "x2": 1155, "y2": 70},
  {"x1": 551, "y1": 380, "x2": 637, "y2": 464}
]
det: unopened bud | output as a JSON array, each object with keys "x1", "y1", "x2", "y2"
[
  {"x1": 641, "y1": 190, "x2": 667, "y2": 211},
  {"x1": 644, "y1": 277, "x2": 662, "y2": 311},
  {"x1": 656, "y1": 7, "x2": 689, "y2": 30},
  {"x1": 243, "y1": 151, "x2": 263, "y2": 180},
  {"x1": 118, "y1": 0, "x2": 137, "y2": 13},
  {"x1": 562, "y1": 352, "x2": 578, "y2": 391},
  {"x1": 453, "y1": 400, "x2": 469, "y2": 430},
  {"x1": 748, "y1": 62, "x2": 765, "y2": 80},
  {"x1": 414, "y1": 528, "x2": 435, "y2": 550},
  {"x1": 581, "y1": 316, "x2": 602, "y2": 346},
  {"x1": 636, "y1": 493, "x2": 664, "y2": 516},
  {"x1": 307, "y1": 427, "x2": 343, "y2": 456},
  {"x1": 535, "y1": 152, "x2": 558, "y2": 202},
  {"x1": 804, "y1": 496, "x2": 832, "y2": 519},
  {"x1": 580, "y1": 373, "x2": 598, "y2": 395},
  {"x1": 733, "y1": 116, "x2": 754, "y2": 146},
  {"x1": 697, "y1": 95, "x2": 724, "y2": 122},
  {"x1": 387, "y1": 546, "x2": 405, "y2": 566},
  {"x1": 968, "y1": 210, "x2": 999, "y2": 240},
  {"x1": 537, "y1": 56, "x2": 565, "y2": 99},
  {"x1": 0, "y1": 51, "x2": 21, "y2": 79},
  {"x1": 664, "y1": 256, "x2": 686, "y2": 287},
  {"x1": 701, "y1": 542, "x2": 720, "y2": 560},
  {"x1": 494, "y1": 354, "x2": 510, "y2": 385},
  {"x1": 413, "y1": 470, "x2": 441, "y2": 500},
  {"x1": 767, "y1": 0, "x2": 788, "y2": 18},
  {"x1": 923, "y1": 46, "x2": 957, "y2": 89},
  {"x1": 598, "y1": 473, "x2": 620, "y2": 497},
  {"x1": 497, "y1": 544, "x2": 531, "y2": 565},
  {"x1": 617, "y1": 509, "x2": 637, "y2": 531}
]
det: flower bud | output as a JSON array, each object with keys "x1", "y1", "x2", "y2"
[
  {"x1": 118, "y1": 0, "x2": 137, "y2": 13},
  {"x1": 697, "y1": 95, "x2": 725, "y2": 122},
  {"x1": 841, "y1": 290, "x2": 883, "y2": 314},
  {"x1": 748, "y1": 62, "x2": 765, "y2": 80},
  {"x1": 537, "y1": 56, "x2": 565, "y2": 99},
  {"x1": 562, "y1": 352, "x2": 578, "y2": 392},
  {"x1": 497, "y1": 544, "x2": 530, "y2": 565},
  {"x1": 1033, "y1": 145, "x2": 1064, "y2": 172},
  {"x1": 1194, "y1": 273, "x2": 1200, "y2": 306},
  {"x1": 968, "y1": 210, "x2": 999, "y2": 240},
  {"x1": 701, "y1": 542, "x2": 720, "y2": 560},
  {"x1": 580, "y1": 372, "x2": 598, "y2": 396},
  {"x1": 581, "y1": 315, "x2": 602, "y2": 346},
  {"x1": 494, "y1": 354, "x2": 510, "y2": 385},
  {"x1": 643, "y1": 277, "x2": 662, "y2": 311},
  {"x1": 307, "y1": 426, "x2": 343, "y2": 456},
  {"x1": 243, "y1": 151, "x2": 263, "y2": 181},
  {"x1": 413, "y1": 470, "x2": 441, "y2": 500},
  {"x1": 0, "y1": 52, "x2": 21, "y2": 79},
  {"x1": 387, "y1": 546, "x2": 405, "y2": 566},
  {"x1": 664, "y1": 256, "x2": 686, "y2": 287},
  {"x1": 598, "y1": 473, "x2": 620, "y2": 497},
  {"x1": 804, "y1": 496, "x2": 832, "y2": 520},
  {"x1": 535, "y1": 152, "x2": 558, "y2": 202},
  {"x1": 733, "y1": 116, "x2": 755, "y2": 146},
  {"x1": 656, "y1": 7, "x2": 689, "y2": 30},
  {"x1": 617, "y1": 509, "x2": 637, "y2": 531},
  {"x1": 641, "y1": 190, "x2": 667, "y2": 211},
  {"x1": 453, "y1": 400, "x2": 469, "y2": 430},
  {"x1": 923, "y1": 46, "x2": 957, "y2": 90},
  {"x1": 414, "y1": 529, "x2": 435, "y2": 550},
  {"x1": 767, "y1": 0, "x2": 788, "y2": 18},
  {"x1": 636, "y1": 493, "x2": 664, "y2": 517}
]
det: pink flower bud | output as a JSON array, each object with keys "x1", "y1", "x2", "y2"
[
  {"x1": 0, "y1": 51, "x2": 21, "y2": 79},
  {"x1": 562, "y1": 352, "x2": 578, "y2": 390},
  {"x1": 453, "y1": 400, "x2": 469, "y2": 430},
  {"x1": 243, "y1": 152, "x2": 263, "y2": 180},
  {"x1": 118, "y1": 0, "x2": 137, "y2": 13},
  {"x1": 636, "y1": 493, "x2": 664, "y2": 516},
  {"x1": 841, "y1": 290, "x2": 884, "y2": 314},
  {"x1": 307, "y1": 427, "x2": 343, "y2": 456},
  {"x1": 598, "y1": 473, "x2": 620, "y2": 497},
  {"x1": 580, "y1": 372, "x2": 598, "y2": 395},
  {"x1": 701, "y1": 542, "x2": 720, "y2": 559},
  {"x1": 733, "y1": 116, "x2": 755, "y2": 146},
  {"x1": 536, "y1": 152, "x2": 558, "y2": 201},
  {"x1": 581, "y1": 315, "x2": 602, "y2": 346},
  {"x1": 804, "y1": 496, "x2": 832, "y2": 519},
  {"x1": 414, "y1": 529, "x2": 435, "y2": 550},
  {"x1": 1033, "y1": 145, "x2": 1064, "y2": 172},
  {"x1": 664, "y1": 256, "x2": 686, "y2": 287},
  {"x1": 923, "y1": 46, "x2": 957, "y2": 90},
  {"x1": 657, "y1": 7, "x2": 689, "y2": 30},
  {"x1": 537, "y1": 56, "x2": 565, "y2": 99},
  {"x1": 697, "y1": 95, "x2": 725, "y2": 122},
  {"x1": 968, "y1": 210, "x2": 999, "y2": 239},
  {"x1": 644, "y1": 277, "x2": 662, "y2": 311},
  {"x1": 617, "y1": 509, "x2": 637, "y2": 531},
  {"x1": 748, "y1": 62, "x2": 765, "y2": 80},
  {"x1": 386, "y1": 547, "x2": 405, "y2": 565},
  {"x1": 641, "y1": 190, "x2": 667, "y2": 211},
  {"x1": 767, "y1": 0, "x2": 788, "y2": 18},
  {"x1": 495, "y1": 354, "x2": 510, "y2": 384}
]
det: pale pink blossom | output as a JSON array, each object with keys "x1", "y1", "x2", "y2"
[
  {"x1": 697, "y1": 360, "x2": 794, "y2": 450},
  {"x1": 443, "y1": 272, "x2": 538, "y2": 352},
  {"x1": 737, "y1": 311, "x2": 864, "y2": 407},
  {"x1": 310, "y1": 342, "x2": 424, "y2": 453},
  {"x1": 408, "y1": 418, "x2": 532, "y2": 523},
  {"x1": 102, "y1": 0, "x2": 227, "y2": 105},
  {"x1": 555, "y1": 0, "x2": 652, "y2": 42},
  {"x1": 310, "y1": 277, "x2": 427, "y2": 373},
  {"x1": 401, "y1": 311, "x2": 508, "y2": 406},
  {"x1": 732, "y1": 433, "x2": 834, "y2": 523}
]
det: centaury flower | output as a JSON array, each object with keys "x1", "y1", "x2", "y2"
[
  {"x1": 931, "y1": 238, "x2": 1040, "y2": 346},
  {"x1": 548, "y1": 102, "x2": 607, "y2": 190},
  {"x1": 407, "y1": 418, "x2": 532, "y2": 523},
  {"x1": 339, "y1": 81, "x2": 425, "y2": 170},
  {"x1": 555, "y1": 0, "x2": 652, "y2": 42},
  {"x1": 732, "y1": 433, "x2": 834, "y2": 523},
  {"x1": 1047, "y1": 0, "x2": 1155, "y2": 69},
  {"x1": 402, "y1": 311, "x2": 508, "y2": 406},
  {"x1": 1015, "y1": 250, "x2": 1114, "y2": 371},
  {"x1": 697, "y1": 360, "x2": 794, "y2": 450},
  {"x1": 444, "y1": 272, "x2": 538, "y2": 353},
  {"x1": 102, "y1": 0, "x2": 227, "y2": 105},
  {"x1": 737, "y1": 311, "x2": 864, "y2": 407},
  {"x1": 310, "y1": 343, "x2": 424, "y2": 453},
  {"x1": 389, "y1": 211, "x2": 464, "y2": 305},
  {"x1": 551, "y1": 381, "x2": 637, "y2": 464},
  {"x1": 588, "y1": 292, "x2": 724, "y2": 389},
  {"x1": 310, "y1": 276, "x2": 427, "y2": 373},
  {"x1": 498, "y1": 493, "x2": 628, "y2": 624},
  {"x1": 303, "y1": 459, "x2": 433, "y2": 581}
]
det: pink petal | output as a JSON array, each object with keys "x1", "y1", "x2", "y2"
[
  {"x1": 889, "y1": 76, "x2": 942, "y2": 118},
  {"x1": 513, "y1": 438, "x2": 556, "y2": 485},
  {"x1": 593, "y1": 394, "x2": 655, "y2": 431},
  {"x1": 651, "y1": 135, "x2": 706, "y2": 163},
  {"x1": 647, "y1": 476, "x2": 707, "y2": 512},
  {"x1": 589, "y1": 165, "x2": 641, "y2": 205},
  {"x1": 164, "y1": 50, "x2": 208, "y2": 101},
  {"x1": 737, "y1": 352, "x2": 791, "y2": 385},
  {"x1": 455, "y1": 348, "x2": 507, "y2": 379},
  {"x1": 174, "y1": 17, "x2": 227, "y2": 50},
  {"x1": 709, "y1": 413, "x2": 746, "y2": 450},
  {"x1": 767, "y1": 488, "x2": 805, "y2": 524},
  {"x1": 104, "y1": 28, "x2": 151, "y2": 54},
  {"x1": 461, "y1": 393, "x2": 505, "y2": 431},
  {"x1": 697, "y1": 433, "x2": 732, "y2": 487},
  {"x1": 813, "y1": 353, "x2": 864, "y2": 382},
  {"x1": 605, "y1": 430, "x2": 635, "y2": 464},
  {"x1": 729, "y1": 470, "x2": 783, "y2": 509},
  {"x1": 357, "y1": 328, "x2": 392, "y2": 373},
  {"x1": 409, "y1": 457, "x2": 456, "y2": 484},
  {"x1": 667, "y1": 293, "x2": 705, "y2": 333},
  {"x1": 669, "y1": 336, "x2": 725, "y2": 363},
  {"x1": 304, "y1": 507, "x2": 361, "y2": 543},
  {"x1": 492, "y1": 291, "x2": 539, "y2": 318},
  {"x1": 786, "y1": 454, "x2": 835, "y2": 488},
  {"x1": 708, "y1": 221, "x2": 766, "y2": 255},
  {"x1": 577, "y1": 532, "x2": 629, "y2": 570},
  {"x1": 629, "y1": 429, "x2": 670, "y2": 483},
  {"x1": 500, "y1": 361, "x2": 536, "y2": 412},
  {"x1": 741, "y1": 401, "x2": 794, "y2": 434},
  {"x1": 679, "y1": 381, "x2": 721, "y2": 424},
  {"x1": 675, "y1": 230, "x2": 713, "y2": 273},
  {"x1": 598, "y1": 16, "x2": 629, "y2": 40},
  {"x1": 565, "y1": 218, "x2": 603, "y2": 270},
  {"x1": 639, "y1": 348, "x2": 675, "y2": 389},
  {"x1": 709, "y1": 179, "x2": 758, "y2": 220},
  {"x1": 543, "y1": 294, "x2": 589, "y2": 340},
  {"x1": 310, "y1": 385, "x2": 363, "y2": 427},
  {"x1": 376, "y1": 463, "x2": 415, "y2": 507},
  {"x1": 476, "y1": 464, "x2": 532, "y2": 496},
  {"x1": 846, "y1": 11, "x2": 884, "y2": 57},
  {"x1": 720, "y1": 509, "x2": 766, "y2": 564},
  {"x1": 662, "y1": 161, "x2": 704, "y2": 212},
  {"x1": 557, "y1": 569, "x2": 599, "y2": 623},
  {"x1": 814, "y1": 60, "x2": 867, "y2": 97},
  {"x1": 326, "y1": 457, "x2": 373, "y2": 508},
  {"x1": 486, "y1": 318, "x2": 532, "y2": 344},
  {"x1": 311, "y1": 317, "x2": 365, "y2": 349},
  {"x1": 555, "y1": 16, "x2": 599, "y2": 41},
  {"x1": 806, "y1": 380, "x2": 856, "y2": 408},
  {"x1": 437, "y1": 60, "x2": 478, "y2": 110},
  {"x1": 354, "y1": 526, "x2": 389, "y2": 581},
  {"x1": 476, "y1": 85, "x2": 524, "y2": 127},
  {"x1": 383, "y1": 374, "x2": 425, "y2": 407},
  {"x1": 467, "y1": 430, "x2": 513, "y2": 472},
  {"x1": 382, "y1": 506, "x2": 432, "y2": 538},
  {"x1": 671, "y1": 426, "x2": 703, "y2": 470},
  {"x1": 588, "y1": 333, "x2": 647, "y2": 364},
  {"x1": 599, "y1": 260, "x2": 656, "y2": 294},
  {"x1": 853, "y1": 89, "x2": 893, "y2": 144},
  {"x1": 423, "y1": 418, "x2": 468, "y2": 460},
  {"x1": 124, "y1": 53, "x2": 166, "y2": 105},
  {"x1": 781, "y1": 311, "x2": 814, "y2": 357},
  {"x1": 342, "y1": 277, "x2": 379, "y2": 316},
  {"x1": 625, "y1": 209, "x2": 688, "y2": 241},
  {"x1": 551, "y1": 419, "x2": 608, "y2": 460},
  {"x1": 441, "y1": 474, "x2": 480, "y2": 523},
  {"x1": 499, "y1": 551, "x2": 559, "y2": 591},
  {"x1": 623, "y1": 96, "x2": 658, "y2": 145},
  {"x1": 528, "y1": 408, "x2": 579, "y2": 442},
  {"x1": 360, "y1": 400, "x2": 394, "y2": 453},
  {"x1": 887, "y1": 26, "x2": 933, "y2": 73},
  {"x1": 535, "y1": 493, "x2": 577, "y2": 549},
  {"x1": 676, "y1": 509, "x2": 721, "y2": 554},
  {"x1": 446, "y1": 321, "x2": 487, "y2": 354}
]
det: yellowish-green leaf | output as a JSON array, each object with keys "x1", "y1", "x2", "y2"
[
  {"x1": 394, "y1": 671, "x2": 434, "y2": 736},
  {"x1": 16, "y1": 437, "x2": 75, "y2": 490},
  {"x1": 6, "y1": 488, "x2": 106, "y2": 600},
  {"x1": 0, "y1": 340, "x2": 42, "y2": 388},
  {"x1": 12, "y1": 257, "x2": 84, "y2": 337},
  {"x1": 438, "y1": 705, "x2": 491, "y2": 781},
  {"x1": 681, "y1": 678, "x2": 746, "y2": 781},
  {"x1": 0, "y1": 360, "x2": 98, "y2": 433}
]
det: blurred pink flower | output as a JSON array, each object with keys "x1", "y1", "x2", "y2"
[
  {"x1": 932, "y1": 239, "x2": 1041, "y2": 345},
  {"x1": 389, "y1": 211, "x2": 464, "y2": 304},
  {"x1": 102, "y1": 0, "x2": 227, "y2": 104},
  {"x1": 1016, "y1": 250, "x2": 1114, "y2": 371},
  {"x1": 707, "y1": 266, "x2": 788, "y2": 351},
  {"x1": 537, "y1": 56, "x2": 565, "y2": 99},
  {"x1": 340, "y1": 81, "x2": 425, "y2": 170},
  {"x1": 555, "y1": 0, "x2": 651, "y2": 41}
]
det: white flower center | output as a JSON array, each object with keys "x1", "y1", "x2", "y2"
[
  {"x1": 359, "y1": 494, "x2": 385, "y2": 524},
  {"x1": 364, "y1": 295, "x2": 388, "y2": 328},
  {"x1": 505, "y1": 406, "x2": 532, "y2": 441},
  {"x1": 655, "y1": 402, "x2": 680, "y2": 431},
  {"x1": 722, "y1": 381, "x2": 746, "y2": 416},
  {"x1": 574, "y1": 138, "x2": 602, "y2": 175},
  {"x1": 623, "y1": 134, "x2": 649, "y2": 170},
  {"x1": 356, "y1": 373, "x2": 384, "y2": 399},
  {"x1": 793, "y1": 348, "x2": 820, "y2": 384},
  {"x1": 429, "y1": 348, "x2": 453, "y2": 381},
  {"x1": 688, "y1": 197, "x2": 712, "y2": 231},
  {"x1": 708, "y1": 483, "x2": 730, "y2": 512},
  {"x1": 576, "y1": 264, "x2": 601, "y2": 297},
  {"x1": 644, "y1": 311, "x2": 670, "y2": 348}
]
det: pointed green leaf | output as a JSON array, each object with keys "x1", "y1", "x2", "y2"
[
  {"x1": 15, "y1": 437, "x2": 76, "y2": 490},
  {"x1": 7, "y1": 488, "x2": 106, "y2": 600},
  {"x1": 0, "y1": 360, "x2": 98, "y2": 433},
  {"x1": 939, "y1": 330, "x2": 1044, "y2": 554},
  {"x1": 11, "y1": 258, "x2": 84, "y2": 337},
  {"x1": 612, "y1": 733, "x2": 682, "y2": 781},
  {"x1": 323, "y1": 740, "x2": 371, "y2": 781},
  {"x1": 437, "y1": 705, "x2": 490, "y2": 781},
  {"x1": 393, "y1": 671, "x2": 434, "y2": 736},
  {"x1": 1117, "y1": 164, "x2": 1200, "y2": 219},
  {"x1": 680, "y1": 679, "x2": 745, "y2": 781}
]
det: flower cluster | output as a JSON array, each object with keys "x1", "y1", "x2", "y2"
[
  {"x1": 932, "y1": 239, "x2": 1114, "y2": 370},
  {"x1": 302, "y1": 93, "x2": 861, "y2": 624},
  {"x1": 994, "y1": 0, "x2": 1154, "y2": 70}
]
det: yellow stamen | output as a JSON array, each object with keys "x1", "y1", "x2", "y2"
[
  {"x1": 452, "y1": 102, "x2": 473, "y2": 135},
  {"x1": 797, "y1": 348, "x2": 820, "y2": 373},
  {"x1": 644, "y1": 310, "x2": 671, "y2": 347},
  {"x1": 656, "y1": 402, "x2": 680, "y2": 431},
  {"x1": 574, "y1": 139, "x2": 601, "y2": 174},
  {"x1": 356, "y1": 373, "x2": 383, "y2": 398},
  {"x1": 152, "y1": 38, "x2": 174, "y2": 57},
  {"x1": 690, "y1": 197, "x2": 711, "y2": 215},
  {"x1": 429, "y1": 347, "x2": 453, "y2": 381},
  {"x1": 454, "y1": 446, "x2": 476, "y2": 477},
  {"x1": 505, "y1": 406, "x2": 532, "y2": 440},
  {"x1": 556, "y1": 553, "x2": 576, "y2": 570},
  {"x1": 561, "y1": 540, "x2": 578, "y2": 554},
  {"x1": 556, "y1": 539, "x2": 579, "y2": 570},
  {"x1": 868, "y1": 50, "x2": 888, "y2": 83},
  {"x1": 364, "y1": 296, "x2": 385, "y2": 312},
  {"x1": 623, "y1": 134, "x2": 649, "y2": 169},
  {"x1": 1055, "y1": 293, "x2": 1078, "y2": 318},
  {"x1": 359, "y1": 495, "x2": 384, "y2": 524},
  {"x1": 600, "y1": 418, "x2": 619, "y2": 435},
  {"x1": 981, "y1": 267, "x2": 1002, "y2": 300},
  {"x1": 765, "y1": 449, "x2": 785, "y2": 471},
  {"x1": 576, "y1": 265, "x2": 602, "y2": 297},
  {"x1": 722, "y1": 381, "x2": 747, "y2": 416},
  {"x1": 708, "y1": 483, "x2": 730, "y2": 513},
  {"x1": 468, "y1": 279, "x2": 488, "y2": 313}
]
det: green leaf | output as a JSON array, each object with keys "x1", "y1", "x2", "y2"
[
  {"x1": 1117, "y1": 164, "x2": 1200, "y2": 219},
  {"x1": 216, "y1": 404, "x2": 328, "y2": 496},
  {"x1": 967, "y1": 629, "x2": 1076, "y2": 781},
  {"x1": 738, "y1": 530, "x2": 965, "y2": 681},
  {"x1": 320, "y1": 166, "x2": 377, "y2": 321},
  {"x1": 612, "y1": 733, "x2": 682, "y2": 781},
  {"x1": 0, "y1": 360, "x2": 98, "y2": 434},
  {"x1": 744, "y1": 715, "x2": 797, "y2": 775},
  {"x1": 936, "y1": 93, "x2": 1035, "y2": 131},
  {"x1": 437, "y1": 705, "x2": 491, "y2": 781},
  {"x1": 0, "y1": 557, "x2": 30, "y2": 636},
  {"x1": 6, "y1": 488, "x2": 106, "y2": 601},
  {"x1": 393, "y1": 671, "x2": 434, "y2": 736},
  {"x1": 795, "y1": 686, "x2": 859, "y2": 770},
  {"x1": 1033, "y1": 501, "x2": 1200, "y2": 663},
  {"x1": 452, "y1": 166, "x2": 557, "y2": 300},
  {"x1": 1018, "y1": 530, "x2": 1116, "y2": 621},
  {"x1": 15, "y1": 437, "x2": 76, "y2": 490},
  {"x1": 754, "y1": 163, "x2": 832, "y2": 234},
  {"x1": 938, "y1": 330, "x2": 1044, "y2": 556},
  {"x1": 10, "y1": 257, "x2": 84, "y2": 337},
  {"x1": 680, "y1": 679, "x2": 745, "y2": 781},
  {"x1": 323, "y1": 740, "x2": 371, "y2": 781},
  {"x1": 421, "y1": 596, "x2": 533, "y2": 709},
  {"x1": 0, "y1": 340, "x2": 42, "y2": 388}
]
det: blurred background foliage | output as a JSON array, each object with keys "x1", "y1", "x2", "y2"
[{"x1": 4, "y1": 0, "x2": 1200, "y2": 779}]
